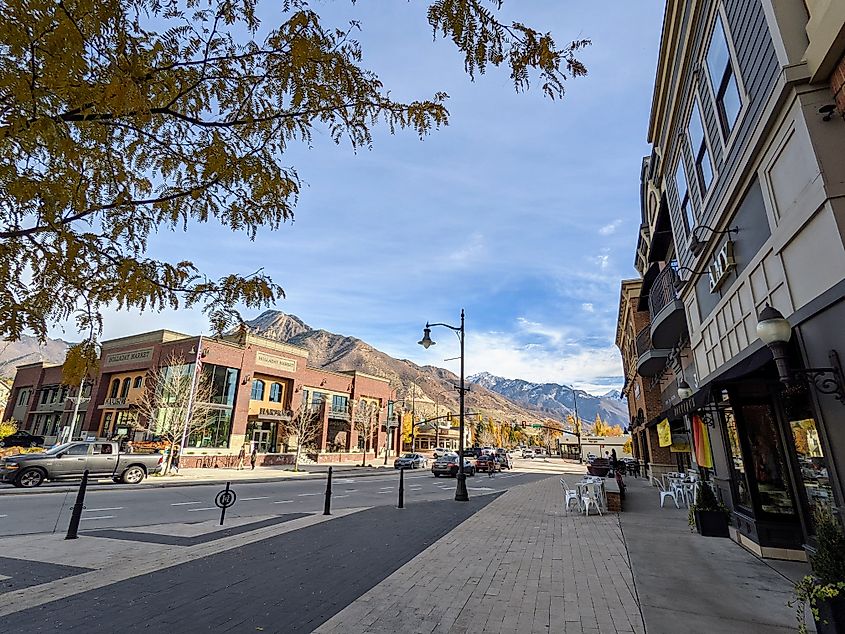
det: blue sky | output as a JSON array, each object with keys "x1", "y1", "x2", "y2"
[{"x1": 50, "y1": 1, "x2": 665, "y2": 393}]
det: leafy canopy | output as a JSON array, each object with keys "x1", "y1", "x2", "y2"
[{"x1": 0, "y1": 0, "x2": 588, "y2": 367}]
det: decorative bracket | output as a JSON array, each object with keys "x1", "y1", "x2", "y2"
[{"x1": 788, "y1": 351, "x2": 845, "y2": 404}]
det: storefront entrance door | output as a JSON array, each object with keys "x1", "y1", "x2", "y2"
[{"x1": 252, "y1": 429, "x2": 272, "y2": 453}]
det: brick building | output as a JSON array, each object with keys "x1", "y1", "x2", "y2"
[{"x1": 3, "y1": 329, "x2": 395, "y2": 466}]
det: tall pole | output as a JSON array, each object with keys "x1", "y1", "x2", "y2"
[
  {"x1": 456, "y1": 309, "x2": 469, "y2": 501},
  {"x1": 572, "y1": 387, "x2": 583, "y2": 464},
  {"x1": 67, "y1": 376, "x2": 86, "y2": 442},
  {"x1": 410, "y1": 382, "x2": 416, "y2": 452}
]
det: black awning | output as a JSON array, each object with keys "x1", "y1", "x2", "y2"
[{"x1": 645, "y1": 345, "x2": 773, "y2": 428}]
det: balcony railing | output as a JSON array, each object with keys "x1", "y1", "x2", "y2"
[
  {"x1": 635, "y1": 325, "x2": 653, "y2": 358},
  {"x1": 328, "y1": 405, "x2": 351, "y2": 421},
  {"x1": 648, "y1": 265, "x2": 679, "y2": 318}
]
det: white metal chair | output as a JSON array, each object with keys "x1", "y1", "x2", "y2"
[
  {"x1": 652, "y1": 476, "x2": 679, "y2": 508},
  {"x1": 582, "y1": 483, "x2": 603, "y2": 516},
  {"x1": 560, "y1": 478, "x2": 580, "y2": 512}
]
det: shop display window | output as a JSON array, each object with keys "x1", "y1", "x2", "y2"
[
  {"x1": 739, "y1": 403, "x2": 796, "y2": 516},
  {"x1": 724, "y1": 409, "x2": 752, "y2": 509}
]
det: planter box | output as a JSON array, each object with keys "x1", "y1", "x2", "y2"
[
  {"x1": 816, "y1": 593, "x2": 845, "y2": 634},
  {"x1": 694, "y1": 509, "x2": 730, "y2": 538}
]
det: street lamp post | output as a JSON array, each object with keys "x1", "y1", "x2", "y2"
[
  {"x1": 419, "y1": 309, "x2": 469, "y2": 502},
  {"x1": 569, "y1": 386, "x2": 583, "y2": 464}
]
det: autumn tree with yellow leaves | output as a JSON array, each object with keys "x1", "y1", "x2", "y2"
[{"x1": 0, "y1": 0, "x2": 589, "y2": 376}]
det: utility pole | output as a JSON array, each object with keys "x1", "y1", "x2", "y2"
[{"x1": 571, "y1": 386, "x2": 583, "y2": 464}]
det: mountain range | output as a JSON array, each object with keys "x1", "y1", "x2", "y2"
[
  {"x1": 244, "y1": 310, "x2": 628, "y2": 428},
  {"x1": 0, "y1": 335, "x2": 70, "y2": 378},
  {"x1": 468, "y1": 372, "x2": 628, "y2": 428}
]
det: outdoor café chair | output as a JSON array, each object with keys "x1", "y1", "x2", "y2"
[
  {"x1": 560, "y1": 478, "x2": 580, "y2": 513},
  {"x1": 652, "y1": 476, "x2": 680, "y2": 508},
  {"x1": 581, "y1": 483, "x2": 603, "y2": 517}
]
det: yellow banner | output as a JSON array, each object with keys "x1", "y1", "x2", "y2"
[
  {"x1": 692, "y1": 415, "x2": 714, "y2": 468},
  {"x1": 657, "y1": 419, "x2": 672, "y2": 447}
]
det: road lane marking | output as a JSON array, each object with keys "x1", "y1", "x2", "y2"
[
  {"x1": 378, "y1": 487, "x2": 392, "y2": 490},
  {"x1": 170, "y1": 501, "x2": 201, "y2": 506},
  {"x1": 0, "y1": 515, "x2": 7, "y2": 518},
  {"x1": 83, "y1": 507, "x2": 123, "y2": 512},
  {"x1": 80, "y1": 515, "x2": 114, "y2": 521},
  {"x1": 186, "y1": 507, "x2": 216, "y2": 512},
  {"x1": 240, "y1": 496, "x2": 268, "y2": 501},
  {"x1": 298, "y1": 493, "x2": 319, "y2": 497},
  {"x1": 273, "y1": 500, "x2": 293, "y2": 504},
  {"x1": 334, "y1": 495, "x2": 349, "y2": 499},
  {"x1": 344, "y1": 489, "x2": 358, "y2": 493}
]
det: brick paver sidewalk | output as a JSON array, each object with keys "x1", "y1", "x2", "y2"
[{"x1": 316, "y1": 475, "x2": 644, "y2": 634}]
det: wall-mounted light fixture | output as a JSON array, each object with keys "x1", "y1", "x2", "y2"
[
  {"x1": 241, "y1": 374, "x2": 252, "y2": 385},
  {"x1": 677, "y1": 380, "x2": 694, "y2": 400},
  {"x1": 689, "y1": 225, "x2": 739, "y2": 256},
  {"x1": 756, "y1": 304, "x2": 845, "y2": 403}
]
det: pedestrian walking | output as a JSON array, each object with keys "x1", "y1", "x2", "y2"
[
  {"x1": 171, "y1": 446, "x2": 181, "y2": 474},
  {"x1": 237, "y1": 444, "x2": 246, "y2": 470},
  {"x1": 610, "y1": 448, "x2": 618, "y2": 474},
  {"x1": 250, "y1": 444, "x2": 258, "y2": 470}
]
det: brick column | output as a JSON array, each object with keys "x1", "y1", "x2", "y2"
[{"x1": 832, "y1": 53, "x2": 845, "y2": 114}]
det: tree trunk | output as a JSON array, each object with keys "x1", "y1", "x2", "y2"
[
  {"x1": 163, "y1": 440, "x2": 176, "y2": 475},
  {"x1": 293, "y1": 443, "x2": 301, "y2": 473}
]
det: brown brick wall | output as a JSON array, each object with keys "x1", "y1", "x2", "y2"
[{"x1": 832, "y1": 53, "x2": 845, "y2": 113}]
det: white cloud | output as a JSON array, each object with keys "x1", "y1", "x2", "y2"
[
  {"x1": 598, "y1": 219, "x2": 622, "y2": 235},
  {"x1": 581, "y1": 303, "x2": 594, "y2": 312}
]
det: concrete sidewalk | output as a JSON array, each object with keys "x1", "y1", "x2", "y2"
[{"x1": 316, "y1": 473, "x2": 808, "y2": 634}]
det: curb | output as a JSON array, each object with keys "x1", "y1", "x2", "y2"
[{"x1": 0, "y1": 467, "x2": 407, "y2": 496}]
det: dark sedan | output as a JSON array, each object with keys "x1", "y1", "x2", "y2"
[
  {"x1": 0, "y1": 430, "x2": 45, "y2": 448},
  {"x1": 431, "y1": 454, "x2": 475, "y2": 477},
  {"x1": 475, "y1": 454, "x2": 501, "y2": 473}
]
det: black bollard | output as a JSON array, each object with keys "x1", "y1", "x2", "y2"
[
  {"x1": 323, "y1": 466, "x2": 333, "y2": 515},
  {"x1": 65, "y1": 469, "x2": 89, "y2": 540},
  {"x1": 398, "y1": 467, "x2": 405, "y2": 509}
]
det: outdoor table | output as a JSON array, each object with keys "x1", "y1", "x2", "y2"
[{"x1": 576, "y1": 479, "x2": 607, "y2": 511}]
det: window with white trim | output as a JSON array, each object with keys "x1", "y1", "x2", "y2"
[
  {"x1": 707, "y1": 15, "x2": 742, "y2": 137},
  {"x1": 675, "y1": 160, "x2": 695, "y2": 234},
  {"x1": 688, "y1": 101, "x2": 713, "y2": 196}
]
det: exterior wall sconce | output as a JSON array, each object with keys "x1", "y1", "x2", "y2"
[
  {"x1": 677, "y1": 380, "x2": 694, "y2": 400},
  {"x1": 689, "y1": 225, "x2": 739, "y2": 256},
  {"x1": 241, "y1": 374, "x2": 252, "y2": 385},
  {"x1": 819, "y1": 104, "x2": 838, "y2": 122},
  {"x1": 756, "y1": 304, "x2": 845, "y2": 403}
]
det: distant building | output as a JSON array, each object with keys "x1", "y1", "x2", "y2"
[{"x1": 3, "y1": 329, "x2": 394, "y2": 466}]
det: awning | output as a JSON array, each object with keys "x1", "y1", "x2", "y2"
[{"x1": 645, "y1": 345, "x2": 773, "y2": 428}]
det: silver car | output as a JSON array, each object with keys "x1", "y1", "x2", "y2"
[{"x1": 394, "y1": 453, "x2": 428, "y2": 469}]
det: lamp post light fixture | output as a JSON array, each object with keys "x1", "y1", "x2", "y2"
[
  {"x1": 419, "y1": 309, "x2": 469, "y2": 502},
  {"x1": 756, "y1": 304, "x2": 845, "y2": 403}
]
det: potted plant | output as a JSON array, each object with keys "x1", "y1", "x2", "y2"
[
  {"x1": 688, "y1": 481, "x2": 730, "y2": 537},
  {"x1": 793, "y1": 505, "x2": 845, "y2": 634}
]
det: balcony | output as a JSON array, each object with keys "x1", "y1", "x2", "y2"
[
  {"x1": 328, "y1": 405, "x2": 351, "y2": 421},
  {"x1": 635, "y1": 325, "x2": 670, "y2": 377},
  {"x1": 648, "y1": 266, "x2": 687, "y2": 349}
]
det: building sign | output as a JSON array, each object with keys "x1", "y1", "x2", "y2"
[
  {"x1": 257, "y1": 407, "x2": 292, "y2": 420},
  {"x1": 708, "y1": 241, "x2": 736, "y2": 292},
  {"x1": 104, "y1": 347, "x2": 153, "y2": 368},
  {"x1": 255, "y1": 351, "x2": 297, "y2": 373}
]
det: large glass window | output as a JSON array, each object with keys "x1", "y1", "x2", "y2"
[
  {"x1": 133, "y1": 376, "x2": 143, "y2": 389},
  {"x1": 332, "y1": 395, "x2": 348, "y2": 412},
  {"x1": 268, "y1": 383, "x2": 283, "y2": 403},
  {"x1": 688, "y1": 101, "x2": 713, "y2": 195},
  {"x1": 739, "y1": 403, "x2": 796, "y2": 516},
  {"x1": 250, "y1": 380, "x2": 265, "y2": 401},
  {"x1": 675, "y1": 161, "x2": 695, "y2": 234},
  {"x1": 724, "y1": 409, "x2": 752, "y2": 509},
  {"x1": 110, "y1": 379, "x2": 120, "y2": 398},
  {"x1": 311, "y1": 391, "x2": 326, "y2": 407},
  {"x1": 707, "y1": 16, "x2": 742, "y2": 137},
  {"x1": 187, "y1": 408, "x2": 232, "y2": 448},
  {"x1": 120, "y1": 378, "x2": 131, "y2": 398},
  {"x1": 205, "y1": 365, "x2": 238, "y2": 406}
]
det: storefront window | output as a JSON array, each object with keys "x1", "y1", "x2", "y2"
[
  {"x1": 188, "y1": 408, "x2": 232, "y2": 448},
  {"x1": 724, "y1": 409, "x2": 752, "y2": 509},
  {"x1": 788, "y1": 416, "x2": 835, "y2": 519},
  {"x1": 740, "y1": 404, "x2": 795, "y2": 516},
  {"x1": 207, "y1": 365, "x2": 238, "y2": 405}
]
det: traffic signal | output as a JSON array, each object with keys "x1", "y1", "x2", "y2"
[
  {"x1": 521, "y1": 421, "x2": 527, "y2": 428},
  {"x1": 476, "y1": 413, "x2": 482, "y2": 422},
  {"x1": 446, "y1": 412, "x2": 452, "y2": 422}
]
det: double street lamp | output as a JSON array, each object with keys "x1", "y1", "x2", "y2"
[{"x1": 419, "y1": 309, "x2": 469, "y2": 502}]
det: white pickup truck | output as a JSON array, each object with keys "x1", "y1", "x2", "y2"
[{"x1": 0, "y1": 441, "x2": 163, "y2": 488}]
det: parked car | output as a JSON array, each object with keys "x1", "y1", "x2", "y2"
[
  {"x1": 394, "y1": 453, "x2": 427, "y2": 469},
  {"x1": 0, "y1": 441, "x2": 163, "y2": 488},
  {"x1": 521, "y1": 448, "x2": 535, "y2": 459},
  {"x1": 0, "y1": 430, "x2": 45, "y2": 448},
  {"x1": 431, "y1": 453, "x2": 476, "y2": 477},
  {"x1": 475, "y1": 454, "x2": 501, "y2": 473},
  {"x1": 432, "y1": 446, "x2": 449, "y2": 458}
]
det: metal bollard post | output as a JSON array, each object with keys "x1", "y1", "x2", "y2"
[
  {"x1": 398, "y1": 467, "x2": 405, "y2": 509},
  {"x1": 323, "y1": 466, "x2": 333, "y2": 515},
  {"x1": 65, "y1": 469, "x2": 89, "y2": 540}
]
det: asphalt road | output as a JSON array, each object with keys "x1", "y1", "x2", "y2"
[{"x1": 0, "y1": 468, "x2": 544, "y2": 537}]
